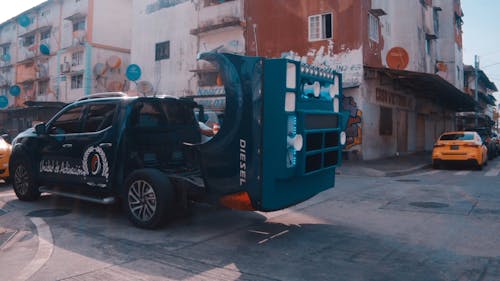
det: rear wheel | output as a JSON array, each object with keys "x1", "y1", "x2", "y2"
[
  {"x1": 11, "y1": 157, "x2": 40, "y2": 201},
  {"x1": 123, "y1": 169, "x2": 175, "y2": 229},
  {"x1": 432, "y1": 160, "x2": 440, "y2": 169}
]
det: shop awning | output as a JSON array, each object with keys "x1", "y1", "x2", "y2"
[{"x1": 367, "y1": 66, "x2": 478, "y2": 111}]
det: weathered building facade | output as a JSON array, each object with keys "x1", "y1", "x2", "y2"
[
  {"x1": 130, "y1": 0, "x2": 478, "y2": 160},
  {"x1": 0, "y1": 0, "x2": 132, "y2": 135}
]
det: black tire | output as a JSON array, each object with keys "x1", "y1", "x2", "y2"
[
  {"x1": 11, "y1": 157, "x2": 40, "y2": 201},
  {"x1": 123, "y1": 169, "x2": 175, "y2": 229},
  {"x1": 432, "y1": 160, "x2": 440, "y2": 169},
  {"x1": 476, "y1": 160, "x2": 483, "y2": 171}
]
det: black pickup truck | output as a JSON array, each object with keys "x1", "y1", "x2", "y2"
[{"x1": 10, "y1": 53, "x2": 347, "y2": 228}]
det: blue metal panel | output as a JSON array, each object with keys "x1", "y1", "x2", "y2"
[{"x1": 196, "y1": 53, "x2": 346, "y2": 212}]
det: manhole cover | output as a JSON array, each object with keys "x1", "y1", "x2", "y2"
[
  {"x1": 409, "y1": 202, "x2": 449, "y2": 209},
  {"x1": 396, "y1": 179, "x2": 420, "y2": 182},
  {"x1": 27, "y1": 209, "x2": 71, "y2": 218}
]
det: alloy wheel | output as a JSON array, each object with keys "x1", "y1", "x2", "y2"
[
  {"x1": 128, "y1": 180, "x2": 157, "y2": 222},
  {"x1": 14, "y1": 164, "x2": 30, "y2": 195}
]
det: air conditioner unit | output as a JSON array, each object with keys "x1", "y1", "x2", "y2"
[{"x1": 60, "y1": 62, "x2": 70, "y2": 73}]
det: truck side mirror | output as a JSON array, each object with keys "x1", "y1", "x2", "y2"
[{"x1": 35, "y1": 123, "x2": 47, "y2": 135}]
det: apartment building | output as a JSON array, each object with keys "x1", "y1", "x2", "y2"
[
  {"x1": 130, "y1": 0, "x2": 480, "y2": 159},
  {"x1": 0, "y1": 0, "x2": 132, "y2": 135}
]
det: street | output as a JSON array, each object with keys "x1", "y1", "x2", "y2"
[{"x1": 0, "y1": 160, "x2": 499, "y2": 281}]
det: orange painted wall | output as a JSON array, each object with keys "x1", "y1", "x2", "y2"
[{"x1": 244, "y1": 0, "x2": 365, "y2": 59}]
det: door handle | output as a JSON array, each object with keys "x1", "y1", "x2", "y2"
[
  {"x1": 62, "y1": 143, "x2": 72, "y2": 148},
  {"x1": 99, "y1": 143, "x2": 112, "y2": 148}
]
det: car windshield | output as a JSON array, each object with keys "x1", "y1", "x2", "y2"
[{"x1": 440, "y1": 133, "x2": 474, "y2": 141}]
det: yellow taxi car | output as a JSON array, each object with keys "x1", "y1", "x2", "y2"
[
  {"x1": 0, "y1": 135, "x2": 11, "y2": 182},
  {"x1": 432, "y1": 131, "x2": 488, "y2": 170}
]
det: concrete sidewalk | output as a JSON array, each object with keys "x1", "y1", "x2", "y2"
[{"x1": 337, "y1": 152, "x2": 432, "y2": 177}]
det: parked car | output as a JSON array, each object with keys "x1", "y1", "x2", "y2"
[
  {"x1": 0, "y1": 135, "x2": 12, "y2": 182},
  {"x1": 474, "y1": 128, "x2": 497, "y2": 160},
  {"x1": 492, "y1": 132, "x2": 500, "y2": 156},
  {"x1": 432, "y1": 131, "x2": 488, "y2": 170}
]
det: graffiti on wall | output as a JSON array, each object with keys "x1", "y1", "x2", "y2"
[
  {"x1": 281, "y1": 44, "x2": 364, "y2": 88},
  {"x1": 342, "y1": 96, "x2": 362, "y2": 149},
  {"x1": 93, "y1": 55, "x2": 127, "y2": 92}
]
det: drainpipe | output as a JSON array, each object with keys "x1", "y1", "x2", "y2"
[
  {"x1": 56, "y1": 50, "x2": 62, "y2": 101},
  {"x1": 474, "y1": 55, "x2": 479, "y2": 128},
  {"x1": 84, "y1": 42, "x2": 92, "y2": 96}
]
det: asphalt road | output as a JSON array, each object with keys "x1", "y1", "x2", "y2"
[{"x1": 0, "y1": 159, "x2": 499, "y2": 281}]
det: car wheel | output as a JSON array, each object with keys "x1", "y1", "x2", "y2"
[
  {"x1": 11, "y1": 157, "x2": 40, "y2": 201},
  {"x1": 432, "y1": 160, "x2": 440, "y2": 169},
  {"x1": 123, "y1": 169, "x2": 175, "y2": 229}
]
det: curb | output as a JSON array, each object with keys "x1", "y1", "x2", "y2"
[
  {"x1": 337, "y1": 163, "x2": 432, "y2": 177},
  {"x1": 385, "y1": 164, "x2": 433, "y2": 177}
]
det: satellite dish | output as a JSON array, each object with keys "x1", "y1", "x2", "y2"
[
  {"x1": 39, "y1": 43, "x2": 50, "y2": 55},
  {"x1": 18, "y1": 15, "x2": 32, "y2": 27},
  {"x1": 107, "y1": 55, "x2": 122, "y2": 69},
  {"x1": 136, "y1": 81, "x2": 154, "y2": 95},
  {"x1": 0, "y1": 96, "x2": 8, "y2": 109},
  {"x1": 9, "y1": 85, "x2": 21, "y2": 97},
  {"x1": 2, "y1": 54, "x2": 11, "y2": 62},
  {"x1": 126, "y1": 64, "x2": 142, "y2": 81}
]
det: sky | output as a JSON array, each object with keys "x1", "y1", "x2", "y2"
[
  {"x1": 462, "y1": 0, "x2": 500, "y2": 102},
  {"x1": 0, "y1": 1, "x2": 498, "y2": 100}
]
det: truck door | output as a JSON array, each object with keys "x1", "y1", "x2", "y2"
[{"x1": 39, "y1": 102, "x2": 117, "y2": 188}]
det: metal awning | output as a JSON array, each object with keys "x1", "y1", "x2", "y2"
[{"x1": 367, "y1": 66, "x2": 478, "y2": 111}]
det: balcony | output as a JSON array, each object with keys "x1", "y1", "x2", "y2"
[{"x1": 191, "y1": 0, "x2": 243, "y2": 35}]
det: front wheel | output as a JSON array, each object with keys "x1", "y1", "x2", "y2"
[
  {"x1": 123, "y1": 169, "x2": 175, "y2": 229},
  {"x1": 11, "y1": 157, "x2": 40, "y2": 201}
]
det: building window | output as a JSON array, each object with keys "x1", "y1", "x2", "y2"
[
  {"x1": 41, "y1": 30, "x2": 51, "y2": 40},
  {"x1": 425, "y1": 38, "x2": 432, "y2": 55},
  {"x1": 40, "y1": 9, "x2": 50, "y2": 17},
  {"x1": 155, "y1": 41, "x2": 170, "y2": 61},
  {"x1": 379, "y1": 106, "x2": 393, "y2": 136},
  {"x1": 368, "y1": 13, "x2": 379, "y2": 42},
  {"x1": 38, "y1": 80, "x2": 49, "y2": 96},
  {"x1": 72, "y1": 51, "x2": 83, "y2": 66},
  {"x1": 308, "y1": 13, "x2": 333, "y2": 41},
  {"x1": 73, "y1": 20, "x2": 85, "y2": 31},
  {"x1": 23, "y1": 35, "x2": 35, "y2": 47},
  {"x1": 71, "y1": 74, "x2": 83, "y2": 89},
  {"x1": 0, "y1": 45, "x2": 10, "y2": 56},
  {"x1": 433, "y1": 9, "x2": 440, "y2": 35}
]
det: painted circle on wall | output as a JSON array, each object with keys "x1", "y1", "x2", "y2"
[
  {"x1": 0, "y1": 96, "x2": 8, "y2": 108},
  {"x1": 126, "y1": 64, "x2": 142, "y2": 81},
  {"x1": 386, "y1": 47, "x2": 409, "y2": 70},
  {"x1": 9, "y1": 85, "x2": 21, "y2": 97}
]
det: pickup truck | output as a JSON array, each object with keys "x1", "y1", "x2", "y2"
[{"x1": 10, "y1": 52, "x2": 347, "y2": 228}]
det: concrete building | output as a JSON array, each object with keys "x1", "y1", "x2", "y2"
[
  {"x1": 131, "y1": 0, "x2": 478, "y2": 160},
  {"x1": 0, "y1": 0, "x2": 132, "y2": 135}
]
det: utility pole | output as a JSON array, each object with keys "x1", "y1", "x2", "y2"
[{"x1": 474, "y1": 55, "x2": 479, "y2": 128}]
